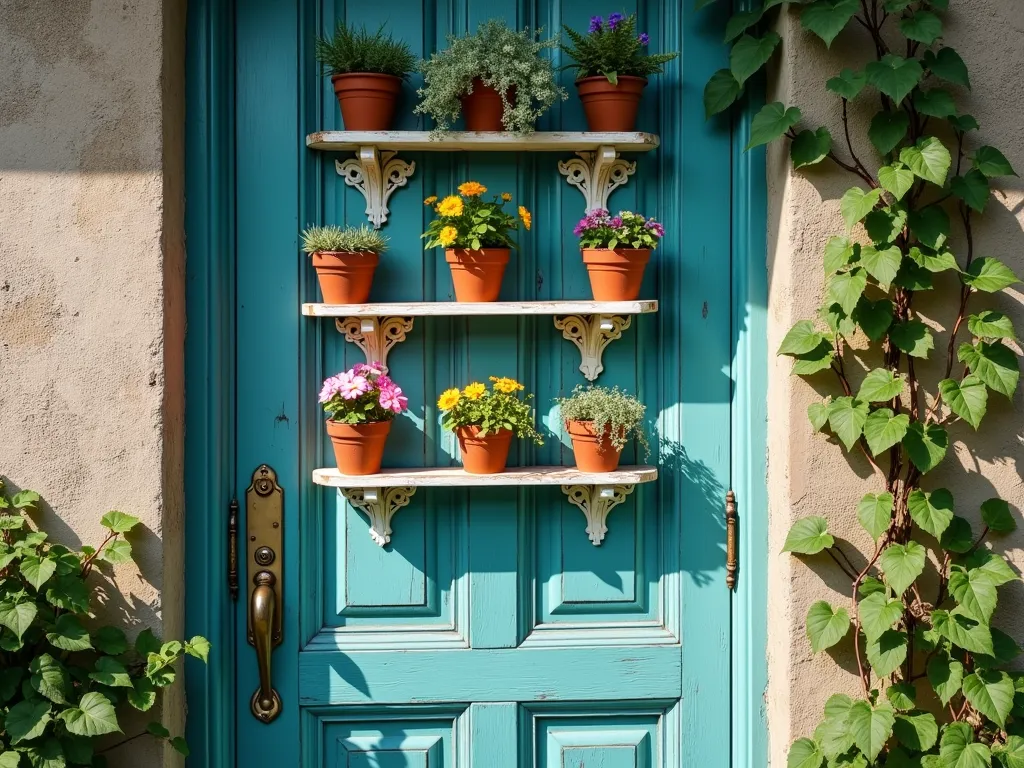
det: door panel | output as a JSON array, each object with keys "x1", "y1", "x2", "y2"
[{"x1": 232, "y1": 0, "x2": 733, "y2": 763}]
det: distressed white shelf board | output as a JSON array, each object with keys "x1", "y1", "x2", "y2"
[
  {"x1": 305, "y1": 131, "x2": 660, "y2": 226},
  {"x1": 306, "y1": 301, "x2": 657, "y2": 381},
  {"x1": 315, "y1": 465, "x2": 658, "y2": 548}
]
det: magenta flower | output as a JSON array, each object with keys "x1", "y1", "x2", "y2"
[
  {"x1": 336, "y1": 371, "x2": 371, "y2": 400},
  {"x1": 318, "y1": 375, "x2": 342, "y2": 403},
  {"x1": 379, "y1": 385, "x2": 408, "y2": 413},
  {"x1": 610, "y1": 216, "x2": 623, "y2": 228}
]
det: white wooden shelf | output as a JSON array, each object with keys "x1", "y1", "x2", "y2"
[
  {"x1": 305, "y1": 131, "x2": 660, "y2": 226},
  {"x1": 315, "y1": 465, "x2": 657, "y2": 547},
  {"x1": 308, "y1": 302, "x2": 655, "y2": 382}
]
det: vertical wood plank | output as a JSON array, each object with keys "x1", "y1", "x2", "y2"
[{"x1": 469, "y1": 702, "x2": 519, "y2": 768}]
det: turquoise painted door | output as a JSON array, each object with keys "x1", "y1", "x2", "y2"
[{"x1": 229, "y1": 0, "x2": 734, "y2": 764}]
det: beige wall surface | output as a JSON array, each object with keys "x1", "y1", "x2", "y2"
[
  {"x1": 766, "y1": 2, "x2": 1024, "y2": 764},
  {"x1": 0, "y1": 0, "x2": 186, "y2": 765}
]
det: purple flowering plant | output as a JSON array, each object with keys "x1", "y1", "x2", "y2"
[
  {"x1": 320, "y1": 362, "x2": 409, "y2": 424},
  {"x1": 561, "y1": 12, "x2": 678, "y2": 84},
  {"x1": 574, "y1": 209, "x2": 665, "y2": 250}
]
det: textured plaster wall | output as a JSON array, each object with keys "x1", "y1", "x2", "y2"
[
  {"x1": 766, "y1": 2, "x2": 1024, "y2": 764},
  {"x1": 0, "y1": 0, "x2": 186, "y2": 765}
]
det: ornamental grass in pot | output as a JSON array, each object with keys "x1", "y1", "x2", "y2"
[
  {"x1": 315, "y1": 21, "x2": 416, "y2": 130},
  {"x1": 321, "y1": 363, "x2": 409, "y2": 475},
  {"x1": 438, "y1": 377, "x2": 544, "y2": 474},
  {"x1": 422, "y1": 182, "x2": 531, "y2": 301},
  {"x1": 561, "y1": 13, "x2": 678, "y2": 131},
  {"x1": 574, "y1": 209, "x2": 664, "y2": 300},
  {"x1": 302, "y1": 224, "x2": 388, "y2": 304},
  {"x1": 556, "y1": 385, "x2": 650, "y2": 472},
  {"x1": 415, "y1": 19, "x2": 566, "y2": 133}
]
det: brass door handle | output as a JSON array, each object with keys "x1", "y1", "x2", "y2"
[{"x1": 249, "y1": 570, "x2": 282, "y2": 722}]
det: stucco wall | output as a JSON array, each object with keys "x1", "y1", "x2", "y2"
[
  {"x1": 0, "y1": 0, "x2": 186, "y2": 765},
  {"x1": 766, "y1": 2, "x2": 1024, "y2": 764}
]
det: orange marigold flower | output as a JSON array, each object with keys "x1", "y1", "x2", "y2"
[
  {"x1": 423, "y1": 195, "x2": 438, "y2": 205},
  {"x1": 501, "y1": 192, "x2": 512, "y2": 202},
  {"x1": 491, "y1": 377, "x2": 523, "y2": 394},
  {"x1": 437, "y1": 195, "x2": 464, "y2": 217},
  {"x1": 518, "y1": 206, "x2": 532, "y2": 231},
  {"x1": 458, "y1": 181, "x2": 487, "y2": 197}
]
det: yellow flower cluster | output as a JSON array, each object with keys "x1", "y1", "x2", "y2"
[
  {"x1": 437, "y1": 388, "x2": 461, "y2": 410},
  {"x1": 458, "y1": 181, "x2": 487, "y2": 197},
  {"x1": 518, "y1": 206, "x2": 531, "y2": 231},
  {"x1": 489, "y1": 376, "x2": 524, "y2": 393},
  {"x1": 437, "y1": 195, "x2": 464, "y2": 217},
  {"x1": 423, "y1": 195, "x2": 437, "y2": 205},
  {"x1": 463, "y1": 382, "x2": 486, "y2": 400},
  {"x1": 501, "y1": 192, "x2": 512, "y2": 202},
  {"x1": 438, "y1": 225, "x2": 458, "y2": 247}
]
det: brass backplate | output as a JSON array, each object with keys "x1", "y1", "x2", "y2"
[{"x1": 246, "y1": 464, "x2": 283, "y2": 647}]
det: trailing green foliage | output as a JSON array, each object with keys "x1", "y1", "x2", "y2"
[
  {"x1": 314, "y1": 20, "x2": 417, "y2": 78},
  {"x1": 701, "y1": 0, "x2": 1023, "y2": 764},
  {"x1": 555, "y1": 385, "x2": 651, "y2": 457},
  {"x1": 0, "y1": 479, "x2": 208, "y2": 766},
  {"x1": 301, "y1": 224, "x2": 390, "y2": 254}
]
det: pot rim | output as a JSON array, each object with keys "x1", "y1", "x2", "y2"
[
  {"x1": 330, "y1": 71, "x2": 404, "y2": 81},
  {"x1": 325, "y1": 417, "x2": 392, "y2": 431},
  {"x1": 575, "y1": 74, "x2": 649, "y2": 85}
]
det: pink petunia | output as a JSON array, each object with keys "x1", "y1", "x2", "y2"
[
  {"x1": 379, "y1": 385, "x2": 408, "y2": 413},
  {"x1": 319, "y1": 375, "x2": 342, "y2": 403},
  {"x1": 336, "y1": 371, "x2": 371, "y2": 400}
]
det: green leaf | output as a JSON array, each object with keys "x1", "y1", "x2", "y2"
[
  {"x1": 858, "y1": 369, "x2": 904, "y2": 403},
  {"x1": 89, "y1": 657, "x2": 133, "y2": 688},
  {"x1": 923, "y1": 47, "x2": 971, "y2": 89},
  {"x1": 779, "y1": 320, "x2": 827, "y2": 356},
  {"x1": 98, "y1": 538, "x2": 133, "y2": 565},
  {"x1": 11, "y1": 490, "x2": 40, "y2": 509},
  {"x1": 879, "y1": 540, "x2": 927, "y2": 595},
  {"x1": 993, "y1": 737, "x2": 1024, "y2": 768},
  {"x1": 959, "y1": 342, "x2": 1020, "y2": 398},
  {"x1": 799, "y1": 0, "x2": 859, "y2": 47},
  {"x1": 907, "y1": 488, "x2": 955, "y2": 539},
  {"x1": 908, "y1": 205, "x2": 950, "y2": 249},
  {"x1": 914, "y1": 88, "x2": 956, "y2": 118},
  {"x1": 93, "y1": 626, "x2": 129, "y2": 656},
  {"x1": 940, "y1": 722, "x2": 991, "y2": 768},
  {"x1": 949, "y1": 113, "x2": 980, "y2": 133},
  {"x1": 886, "y1": 683, "x2": 916, "y2": 711},
  {"x1": 939, "y1": 376, "x2": 988, "y2": 429},
  {"x1": 704, "y1": 69, "x2": 742, "y2": 118},
  {"x1": 186, "y1": 635, "x2": 212, "y2": 663},
  {"x1": 816, "y1": 700, "x2": 856, "y2": 759},
  {"x1": 963, "y1": 258, "x2": 1021, "y2": 293},
  {"x1": 968, "y1": 311, "x2": 1016, "y2": 341},
  {"x1": 852, "y1": 298, "x2": 893, "y2": 341},
  {"x1": 859, "y1": 245, "x2": 902, "y2": 289},
  {"x1": 791, "y1": 340, "x2": 836, "y2": 376},
  {"x1": 128, "y1": 678, "x2": 157, "y2": 711},
  {"x1": 965, "y1": 550, "x2": 1017, "y2": 586},
  {"x1": 867, "y1": 630, "x2": 909, "y2": 677},
  {"x1": 951, "y1": 169, "x2": 990, "y2": 212},
  {"x1": 58, "y1": 692, "x2": 121, "y2": 737},
  {"x1": 45, "y1": 576, "x2": 89, "y2": 614},
  {"x1": 822, "y1": 302, "x2": 857, "y2": 338},
  {"x1": 865, "y1": 55, "x2": 924, "y2": 105},
  {"x1": 893, "y1": 711, "x2": 938, "y2": 752},
  {"x1": 980, "y1": 498, "x2": 1016, "y2": 533},
  {"x1": 890, "y1": 321, "x2": 934, "y2": 359},
  {"x1": 927, "y1": 654, "x2": 964, "y2": 705},
  {"x1": 724, "y1": 9, "x2": 763, "y2": 41},
  {"x1": 878, "y1": 163, "x2": 915, "y2": 200},
  {"x1": 29, "y1": 654, "x2": 69, "y2": 705},
  {"x1": 0, "y1": 754, "x2": 19, "y2": 768},
  {"x1": 0, "y1": 666, "x2": 23, "y2": 702},
  {"x1": 840, "y1": 188, "x2": 883, "y2": 231},
  {"x1": 932, "y1": 608, "x2": 994, "y2": 655},
  {"x1": 827, "y1": 68, "x2": 868, "y2": 100},
  {"x1": 827, "y1": 397, "x2": 870, "y2": 451},
  {"x1": 0, "y1": 600, "x2": 37, "y2": 639},
  {"x1": 135, "y1": 628, "x2": 162, "y2": 657},
  {"x1": 100, "y1": 510, "x2": 140, "y2": 534},
  {"x1": 20, "y1": 556, "x2": 57, "y2": 591},
  {"x1": 746, "y1": 100, "x2": 801, "y2": 148},
  {"x1": 863, "y1": 409, "x2": 910, "y2": 455},
  {"x1": 865, "y1": 206, "x2": 907, "y2": 247},
  {"x1": 46, "y1": 614, "x2": 93, "y2": 652},
  {"x1": 170, "y1": 738, "x2": 190, "y2": 758},
  {"x1": 859, "y1": 593, "x2": 904, "y2": 641},
  {"x1": 6, "y1": 699, "x2": 52, "y2": 744},
  {"x1": 0, "y1": 515, "x2": 26, "y2": 530},
  {"x1": 900, "y1": 136, "x2": 951, "y2": 186},
  {"x1": 963, "y1": 670, "x2": 1014, "y2": 728},
  {"x1": 857, "y1": 493, "x2": 894, "y2": 540},
  {"x1": 147, "y1": 722, "x2": 171, "y2": 738},
  {"x1": 783, "y1": 516, "x2": 835, "y2": 554},
  {"x1": 828, "y1": 269, "x2": 869, "y2": 315},
  {"x1": 983, "y1": 627, "x2": 1022, "y2": 666},
  {"x1": 869, "y1": 111, "x2": 911, "y2": 156},
  {"x1": 847, "y1": 700, "x2": 895, "y2": 762},
  {"x1": 731, "y1": 33, "x2": 782, "y2": 86},
  {"x1": 792, "y1": 127, "x2": 833, "y2": 169},
  {"x1": 903, "y1": 421, "x2": 948, "y2": 473},
  {"x1": 807, "y1": 600, "x2": 851, "y2": 652},
  {"x1": 940, "y1": 516, "x2": 974, "y2": 554},
  {"x1": 909, "y1": 246, "x2": 959, "y2": 273},
  {"x1": 949, "y1": 566, "x2": 998, "y2": 623},
  {"x1": 823, "y1": 236, "x2": 856, "y2": 275},
  {"x1": 973, "y1": 146, "x2": 1017, "y2": 178},
  {"x1": 788, "y1": 738, "x2": 826, "y2": 768},
  {"x1": 900, "y1": 10, "x2": 942, "y2": 43},
  {"x1": 808, "y1": 402, "x2": 830, "y2": 432}
]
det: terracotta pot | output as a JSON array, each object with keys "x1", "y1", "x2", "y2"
[
  {"x1": 566, "y1": 420, "x2": 624, "y2": 473},
  {"x1": 326, "y1": 419, "x2": 391, "y2": 475},
  {"x1": 460, "y1": 78, "x2": 514, "y2": 131},
  {"x1": 576, "y1": 75, "x2": 648, "y2": 132},
  {"x1": 312, "y1": 250, "x2": 379, "y2": 304},
  {"x1": 331, "y1": 73, "x2": 403, "y2": 131},
  {"x1": 581, "y1": 247, "x2": 651, "y2": 301},
  {"x1": 456, "y1": 426, "x2": 513, "y2": 474},
  {"x1": 445, "y1": 247, "x2": 510, "y2": 302}
]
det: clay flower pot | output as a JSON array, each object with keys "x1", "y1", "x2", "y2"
[
  {"x1": 456, "y1": 426, "x2": 513, "y2": 474},
  {"x1": 331, "y1": 73, "x2": 403, "y2": 131},
  {"x1": 312, "y1": 250, "x2": 379, "y2": 304},
  {"x1": 576, "y1": 75, "x2": 648, "y2": 132},
  {"x1": 566, "y1": 420, "x2": 624, "y2": 473},
  {"x1": 581, "y1": 247, "x2": 651, "y2": 301},
  {"x1": 326, "y1": 419, "x2": 391, "y2": 475},
  {"x1": 445, "y1": 247, "x2": 510, "y2": 302},
  {"x1": 460, "y1": 78, "x2": 513, "y2": 131}
]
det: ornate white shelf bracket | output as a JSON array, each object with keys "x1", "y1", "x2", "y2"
[
  {"x1": 553, "y1": 314, "x2": 632, "y2": 381},
  {"x1": 342, "y1": 486, "x2": 416, "y2": 547},
  {"x1": 335, "y1": 146, "x2": 416, "y2": 228},
  {"x1": 557, "y1": 145, "x2": 636, "y2": 213},
  {"x1": 335, "y1": 316, "x2": 414, "y2": 372},
  {"x1": 561, "y1": 484, "x2": 635, "y2": 545}
]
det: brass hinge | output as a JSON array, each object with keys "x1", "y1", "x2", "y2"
[
  {"x1": 228, "y1": 497, "x2": 239, "y2": 601},
  {"x1": 726, "y1": 490, "x2": 738, "y2": 590}
]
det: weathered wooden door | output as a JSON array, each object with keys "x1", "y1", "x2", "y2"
[{"x1": 227, "y1": 0, "x2": 734, "y2": 764}]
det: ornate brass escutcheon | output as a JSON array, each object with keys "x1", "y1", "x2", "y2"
[{"x1": 246, "y1": 464, "x2": 283, "y2": 723}]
